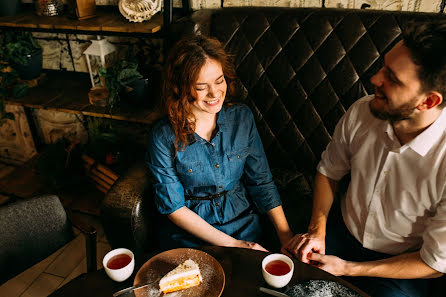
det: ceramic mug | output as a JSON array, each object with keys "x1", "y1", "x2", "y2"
[
  {"x1": 103, "y1": 248, "x2": 135, "y2": 282},
  {"x1": 262, "y1": 253, "x2": 294, "y2": 288}
]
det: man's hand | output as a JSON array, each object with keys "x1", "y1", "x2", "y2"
[
  {"x1": 308, "y1": 251, "x2": 444, "y2": 279},
  {"x1": 308, "y1": 252, "x2": 348, "y2": 276},
  {"x1": 286, "y1": 233, "x2": 325, "y2": 264}
]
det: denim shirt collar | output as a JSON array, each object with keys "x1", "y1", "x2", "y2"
[
  {"x1": 190, "y1": 105, "x2": 227, "y2": 144},
  {"x1": 216, "y1": 105, "x2": 227, "y2": 131}
]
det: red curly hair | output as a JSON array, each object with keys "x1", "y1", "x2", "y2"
[{"x1": 163, "y1": 35, "x2": 237, "y2": 151}]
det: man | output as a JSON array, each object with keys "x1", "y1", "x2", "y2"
[{"x1": 287, "y1": 21, "x2": 446, "y2": 297}]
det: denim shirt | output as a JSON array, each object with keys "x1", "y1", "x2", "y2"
[{"x1": 146, "y1": 104, "x2": 281, "y2": 246}]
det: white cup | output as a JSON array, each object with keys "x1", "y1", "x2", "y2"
[
  {"x1": 103, "y1": 248, "x2": 135, "y2": 282},
  {"x1": 262, "y1": 253, "x2": 294, "y2": 288}
]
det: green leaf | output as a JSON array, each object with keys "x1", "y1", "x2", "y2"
[
  {"x1": 98, "y1": 66, "x2": 107, "y2": 76},
  {"x1": 118, "y1": 68, "x2": 143, "y2": 86},
  {"x1": 1, "y1": 31, "x2": 40, "y2": 66},
  {"x1": 4, "y1": 112, "x2": 14, "y2": 120},
  {"x1": 13, "y1": 83, "x2": 29, "y2": 98},
  {"x1": 98, "y1": 132, "x2": 119, "y2": 142},
  {"x1": 2, "y1": 71, "x2": 18, "y2": 87}
]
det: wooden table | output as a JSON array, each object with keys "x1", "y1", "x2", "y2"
[{"x1": 48, "y1": 246, "x2": 369, "y2": 297}]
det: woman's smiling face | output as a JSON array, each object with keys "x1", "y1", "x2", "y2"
[{"x1": 190, "y1": 58, "x2": 227, "y2": 118}]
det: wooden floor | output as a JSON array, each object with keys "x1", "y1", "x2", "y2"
[{"x1": 0, "y1": 213, "x2": 111, "y2": 297}]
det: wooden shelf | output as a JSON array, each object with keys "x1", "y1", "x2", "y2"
[
  {"x1": 0, "y1": 7, "x2": 163, "y2": 34},
  {"x1": 6, "y1": 71, "x2": 161, "y2": 125}
]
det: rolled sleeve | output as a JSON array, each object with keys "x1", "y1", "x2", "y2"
[
  {"x1": 420, "y1": 198, "x2": 446, "y2": 273},
  {"x1": 243, "y1": 108, "x2": 282, "y2": 213},
  {"x1": 146, "y1": 125, "x2": 185, "y2": 215},
  {"x1": 317, "y1": 108, "x2": 352, "y2": 181}
]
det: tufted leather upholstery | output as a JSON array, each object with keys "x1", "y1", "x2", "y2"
[
  {"x1": 101, "y1": 8, "x2": 446, "y2": 277},
  {"x1": 200, "y1": 8, "x2": 445, "y2": 178}
]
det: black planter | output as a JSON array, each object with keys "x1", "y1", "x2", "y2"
[
  {"x1": 0, "y1": 0, "x2": 21, "y2": 17},
  {"x1": 14, "y1": 49, "x2": 43, "y2": 80},
  {"x1": 123, "y1": 78, "x2": 149, "y2": 104}
]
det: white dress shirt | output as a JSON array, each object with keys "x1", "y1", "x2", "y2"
[{"x1": 317, "y1": 95, "x2": 446, "y2": 273}]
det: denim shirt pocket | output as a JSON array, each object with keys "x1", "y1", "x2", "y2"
[
  {"x1": 227, "y1": 148, "x2": 248, "y2": 180},
  {"x1": 175, "y1": 161, "x2": 206, "y2": 187}
]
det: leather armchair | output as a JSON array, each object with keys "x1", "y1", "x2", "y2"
[{"x1": 0, "y1": 195, "x2": 97, "y2": 284}]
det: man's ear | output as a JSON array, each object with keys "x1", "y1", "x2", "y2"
[{"x1": 419, "y1": 92, "x2": 443, "y2": 110}]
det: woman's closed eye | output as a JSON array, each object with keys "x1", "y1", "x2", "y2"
[
  {"x1": 195, "y1": 77, "x2": 225, "y2": 91},
  {"x1": 216, "y1": 78, "x2": 225, "y2": 84}
]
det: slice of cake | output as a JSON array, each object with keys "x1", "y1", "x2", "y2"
[{"x1": 159, "y1": 259, "x2": 203, "y2": 293}]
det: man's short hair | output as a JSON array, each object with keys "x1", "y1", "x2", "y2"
[{"x1": 403, "y1": 21, "x2": 446, "y2": 107}]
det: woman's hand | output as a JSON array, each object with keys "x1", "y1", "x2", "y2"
[{"x1": 279, "y1": 232, "x2": 295, "y2": 258}]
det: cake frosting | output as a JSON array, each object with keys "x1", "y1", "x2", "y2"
[{"x1": 159, "y1": 259, "x2": 202, "y2": 293}]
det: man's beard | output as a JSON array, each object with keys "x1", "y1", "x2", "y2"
[{"x1": 369, "y1": 95, "x2": 418, "y2": 122}]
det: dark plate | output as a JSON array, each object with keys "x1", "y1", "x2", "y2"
[
  {"x1": 134, "y1": 248, "x2": 225, "y2": 297},
  {"x1": 285, "y1": 280, "x2": 362, "y2": 297}
]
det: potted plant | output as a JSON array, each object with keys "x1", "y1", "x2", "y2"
[
  {"x1": 0, "y1": 54, "x2": 29, "y2": 126},
  {"x1": 0, "y1": 0, "x2": 21, "y2": 17},
  {"x1": 98, "y1": 59, "x2": 145, "y2": 111},
  {"x1": 1, "y1": 31, "x2": 43, "y2": 80},
  {"x1": 83, "y1": 117, "x2": 139, "y2": 173}
]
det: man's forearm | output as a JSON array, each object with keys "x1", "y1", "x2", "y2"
[
  {"x1": 345, "y1": 251, "x2": 443, "y2": 279},
  {"x1": 308, "y1": 171, "x2": 339, "y2": 237}
]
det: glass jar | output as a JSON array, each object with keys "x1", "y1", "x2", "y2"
[{"x1": 34, "y1": 0, "x2": 63, "y2": 17}]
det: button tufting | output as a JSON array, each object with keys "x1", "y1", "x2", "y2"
[{"x1": 212, "y1": 8, "x2": 402, "y2": 175}]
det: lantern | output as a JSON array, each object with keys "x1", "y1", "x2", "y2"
[
  {"x1": 83, "y1": 36, "x2": 116, "y2": 106},
  {"x1": 83, "y1": 36, "x2": 116, "y2": 89}
]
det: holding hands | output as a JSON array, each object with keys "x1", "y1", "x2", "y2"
[
  {"x1": 286, "y1": 232, "x2": 325, "y2": 264},
  {"x1": 285, "y1": 232, "x2": 348, "y2": 277}
]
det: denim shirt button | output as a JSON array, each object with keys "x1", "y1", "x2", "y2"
[
  {"x1": 215, "y1": 202, "x2": 220, "y2": 207},
  {"x1": 188, "y1": 168, "x2": 193, "y2": 172},
  {"x1": 218, "y1": 185, "x2": 223, "y2": 188},
  {"x1": 211, "y1": 143, "x2": 215, "y2": 146},
  {"x1": 215, "y1": 164, "x2": 220, "y2": 168}
]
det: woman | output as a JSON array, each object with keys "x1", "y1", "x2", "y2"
[{"x1": 146, "y1": 35, "x2": 293, "y2": 252}]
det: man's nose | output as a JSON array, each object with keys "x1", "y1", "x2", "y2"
[{"x1": 370, "y1": 68, "x2": 384, "y2": 87}]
